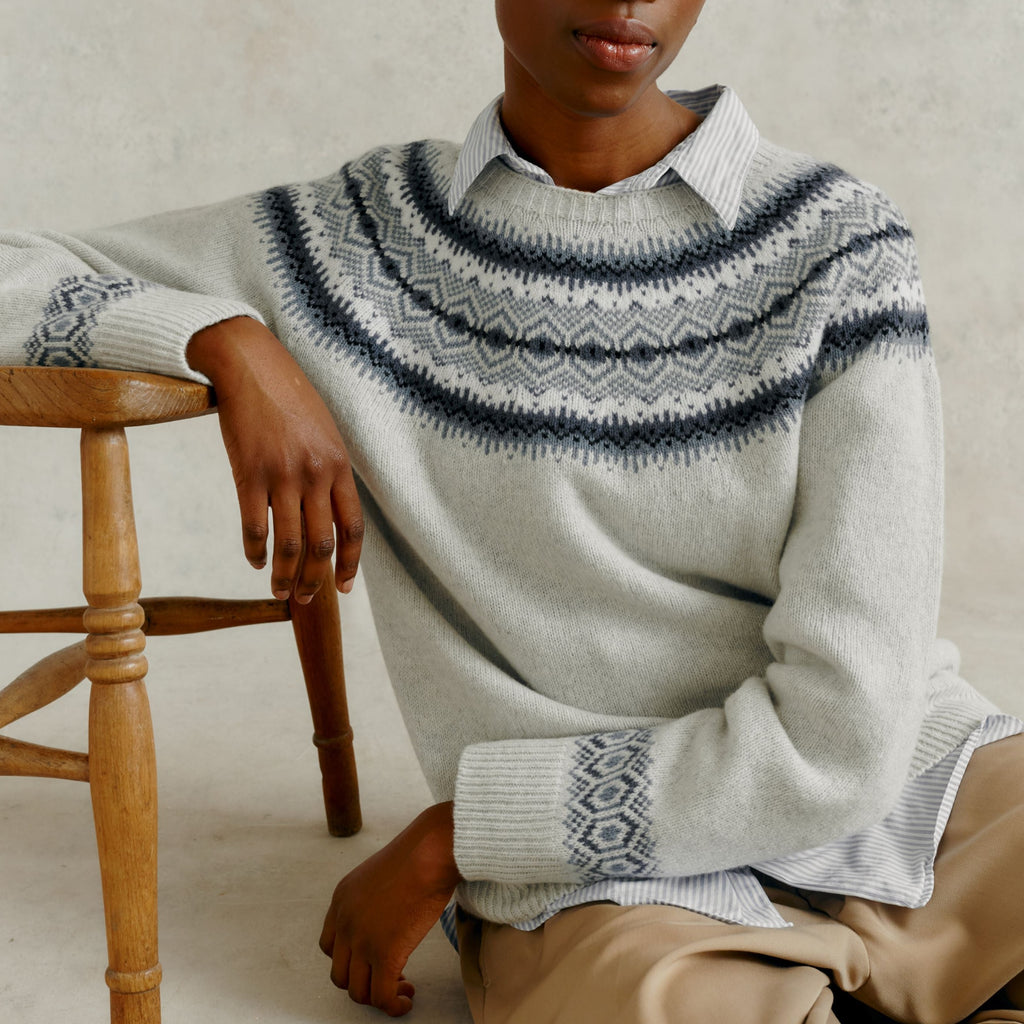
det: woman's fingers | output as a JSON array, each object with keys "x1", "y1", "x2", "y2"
[
  {"x1": 373, "y1": 963, "x2": 414, "y2": 1017},
  {"x1": 328, "y1": 947, "x2": 351, "y2": 991},
  {"x1": 268, "y1": 477, "x2": 362, "y2": 602},
  {"x1": 293, "y1": 490, "x2": 337, "y2": 603},
  {"x1": 237, "y1": 476, "x2": 363, "y2": 602},
  {"x1": 332, "y1": 478, "x2": 365, "y2": 594},
  {"x1": 269, "y1": 489, "x2": 305, "y2": 600},
  {"x1": 236, "y1": 482, "x2": 271, "y2": 571},
  {"x1": 237, "y1": 480, "x2": 362, "y2": 603},
  {"x1": 318, "y1": 905, "x2": 336, "y2": 958},
  {"x1": 336, "y1": 954, "x2": 414, "y2": 1017},
  {"x1": 345, "y1": 958, "x2": 372, "y2": 1006}
]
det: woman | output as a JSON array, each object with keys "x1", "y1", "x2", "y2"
[{"x1": 3, "y1": 2, "x2": 1022, "y2": 1020}]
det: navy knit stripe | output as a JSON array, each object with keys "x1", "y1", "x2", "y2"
[{"x1": 820, "y1": 307, "x2": 930, "y2": 366}]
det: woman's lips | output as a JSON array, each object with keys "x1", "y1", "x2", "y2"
[{"x1": 573, "y1": 19, "x2": 657, "y2": 72}]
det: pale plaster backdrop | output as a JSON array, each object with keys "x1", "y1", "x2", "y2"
[
  {"x1": 1, "y1": 7, "x2": 1021, "y2": 1021},
  {"x1": 0, "y1": 1, "x2": 1020, "y2": 640}
]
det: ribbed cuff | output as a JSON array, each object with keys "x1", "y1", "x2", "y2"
[
  {"x1": 454, "y1": 737, "x2": 578, "y2": 885},
  {"x1": 88, "y1": 287, "x2": 264, "y2": 383}
]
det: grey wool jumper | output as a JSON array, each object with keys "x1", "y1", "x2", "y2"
[{"x1": 0, "y1": 105, "x2": 1003, "y2": 928}]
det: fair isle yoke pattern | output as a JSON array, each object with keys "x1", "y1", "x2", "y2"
[{"x1": 254, "y1": 139, "x2": 929, "y2": 469}]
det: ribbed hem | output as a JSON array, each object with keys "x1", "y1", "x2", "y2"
[
  {"x1": 88, "y1": 287, "x2": 263, "y2": 383},
  {"x1": 909, "y1": 680, "x2": 1000, "y2": 777},
  {"x1": 455, "y1": 878, "x2": 583, "y2": 927},
  {"x1": 454, "y1": 737, "x2": 578, "y2": 885}
]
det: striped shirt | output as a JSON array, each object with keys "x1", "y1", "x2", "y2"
[
  {"x1": 447, "y1": 85, "x2": 757, "y2": 228},
  {"x1": 439, "y1": 85, "x2": 1024, "y2": 944}
]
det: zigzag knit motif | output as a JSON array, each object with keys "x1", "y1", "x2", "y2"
[{"x1": 254, "y1": 140, "x2": 929, "y2": 468}]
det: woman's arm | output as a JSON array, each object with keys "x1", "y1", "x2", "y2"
[
  {"x1": 186, "y1": 317, "x2": 363, "y2": 601},
  {"x1": 1, "y1": 188, "x2": 363, "y2": 599}
]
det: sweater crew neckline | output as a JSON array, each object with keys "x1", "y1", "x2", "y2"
[
  {"x1": 448, "y1": 85, "x2": 759, "y2": 229},
  {"x1": 424, "y1": 151, "x2": 742, "y2": 259}
]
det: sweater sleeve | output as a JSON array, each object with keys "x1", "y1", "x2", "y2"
[
  {"x1": 453, "y1": 220, "x2": 945, "y2": 893},
  {"x1": 0, "y1": 195, "x2": 271, "y2": 380}
]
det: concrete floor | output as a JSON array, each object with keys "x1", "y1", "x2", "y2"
[{"x1": 2, "y1": 569, "x2": 1021, "y2": 1023}]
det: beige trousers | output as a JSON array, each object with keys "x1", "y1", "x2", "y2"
[{"x1": 458, "y1": 736, "x2": 1024, "y2": 1024}]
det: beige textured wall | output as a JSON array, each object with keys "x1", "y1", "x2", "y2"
[{"x1": 1, "y1": 0, "x2": 1021, "y2": 607}]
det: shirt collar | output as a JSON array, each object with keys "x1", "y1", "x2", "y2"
[{"x1": 447, "y1": 85, "x2": 759, "y2": 229}]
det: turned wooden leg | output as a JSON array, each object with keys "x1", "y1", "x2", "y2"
[
  {"x1": 82, "y1": 427, "x2": 161, "y2": 1024},
  {"x1": 289, "y1": 582, "x2": 361, "y2": 837}
]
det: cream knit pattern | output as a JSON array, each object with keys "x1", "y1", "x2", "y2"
[{"x1": 0, "y1": 135, "x2": 998, "y2": 927}]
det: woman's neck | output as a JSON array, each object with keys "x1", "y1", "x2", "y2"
[{"x1": 499, "y1": 67, "x2": 700, "y2": 193}]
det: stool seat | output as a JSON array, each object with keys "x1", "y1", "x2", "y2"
[{"x1": 0, "y1": 365, "x2": 214, "y2": 428}]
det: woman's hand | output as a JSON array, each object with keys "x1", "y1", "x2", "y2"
[
  {"x1": 319, "y1": 802, "x2": 462, "y2": 1017},
  {"x1": 186, "y1": 316, "x2": 363, "y2": 602}
]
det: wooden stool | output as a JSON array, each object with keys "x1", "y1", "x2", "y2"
[{"x1": 0, "y1": 366, "x2": 361, "y2": 1024}]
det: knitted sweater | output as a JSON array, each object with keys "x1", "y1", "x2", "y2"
[{"x1": 0, "y1": 128, "x2": 999, "y2": 927}]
